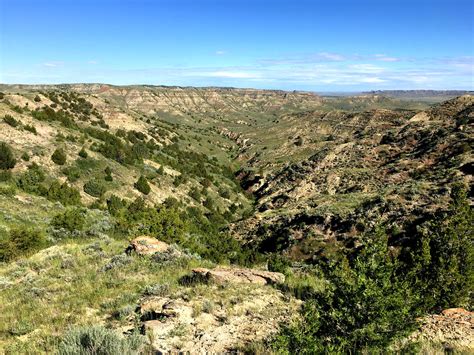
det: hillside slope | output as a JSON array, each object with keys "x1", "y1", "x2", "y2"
[{"x1": 0, "y1": 85, "x2": 472, "y2": 353}]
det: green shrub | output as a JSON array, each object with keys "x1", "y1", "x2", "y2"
[
  {"x1": 62, "y1": 165, "x2": 82, "y2": 182},
  {"x1": 34, "y1": 95, "x2": 41, "y2": 102},
  {"x1": 134, "y1": 176, "x2": 150, "y2": 195},
  {"x1": 16, "y1": 163, "x2": 46, "y2": 193},
  {"x1": 106, "y1": 195, "x2": 126, "y2": 216},
  {"x1": 0, "y1": 227, "x2": 47, "y2": 262},
  {"x1": 58, "y1": 325, "x2": 144, "y2": 355},
  {"x1": 104, "y1": 166, "x2": 113, "y2": 181},
  {"x1": 0, "y1": 142, "x2": 16, "y2": 170},
  {"x1": 404, "y1": 183, "x2": 474, "y2": 312},
  {"x1": 21, "y1": 152, "x2": 30, "y2": 161},
  {"x1": 0, "y1": 183, "x2": 16, "y2": 197},
  {"x1": 51, "y1": 208, "x2": 86, "y2": 232},
  {"x1": 51, "y1": 148, "x2": 67, "y2": 165},
  {"x1": 267, "y1": 254, "x2": 291, "y2": 274},
  {"x1": 78, "y1": 147, "x2": 88, "y2": 158},
  {"x1": 218, "y1": 187, "x2": 231, "y2": 199},
  {"x1": 3, "y1": 114, "x2": 20, "y2": 127},
  {"x1": 46, "y1": 181, "x2": 81, "y2": 206},
  {"x1": 188, "y1": 186, "x2": 201, "y2": 201},
  {"x1": 23, "y1": 123, "x2": 37, "y2": 135},
  {"x1": 273, "y1": 227, "x2": 416, "y2": 353},
  {"x1": 0, "y1": 170, "x2": 12, "y2": 182},
  {"x1": 83, "y1": 179, "x2": 107, "y2": 198},
  {"x1": 32, "y1": 107, "x2": 76, "y2": 128}
]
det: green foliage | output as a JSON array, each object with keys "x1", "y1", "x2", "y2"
[
  {"x1": 83, "y1": 179, "x2": 107, "y2": 198},
  {"x1": 104, "y1": 166, "x2": 113, "y2": 181},
  {"x1": 46, "y1": 180, "x2": 81, "y2": 206},
  {"x1": 134, "y1": 175, "x2": 150, "y2": 195},
  {"x1": 84, "y1": 127, "x2": 143, "y2": 165},
  {"x1": 34, "y1": 95, "x2": 41, "y2": 102},
  {"x1": 112, "y1": 197, "x2": 254, "y2": 263},
  {"x1": 31, "y1": 107, "x2": 76, "y2": 128},
  {"x1": 0, "y1": 227, "x2": 47, "y2": 262},
  {"x1": 188, "y1": 186, "x2": 201, "y2": 201},
  {"x1": 0, "y1": 170, "x2": 13, "y2": 182},
  {"x1": 218, "y1": 187, "x2": 231, "y2": 199},
  {"x1": 273, "y1": 228, "x2": 416, "y2": 353},
  {"x1": 62, "y1": 165, "x2": 82, "y2": 182},
  {"x1": 0, "y1": 183, "x2": 16, "y2": 196},
  {"x1": 78, "y1": 147, "x2": 88, "y2": 158},
  {"x1": 21, "y1": 152, "x2": 30, "y2": 161},
  {"x1": 404, "y1": 183, "x2": 474, "y2": 312},
  {"x1": 106, "y1": 195, "x2": 126, "y2": 216},
  {"x1": 23, "y1": 124, "x2": 37, "y2": 134},
  {"x1": 3, "y1": 114, "x2": 20, "y2": 127},
  {"x1": 16, "y1": 163, "x2": 46, "y2": 193},
  {"x1": 273, "y1": 184, "x2": 474, "y2": 352},
  {"x1": 51, "y1": 208, "x2": 86, "y2": 232},
  {"x1": 117, "y1": 200, "x2": 186, "y2": 243},
  {"x1": 58, "y1": 326, "x2": 144, "y2": 355},
  {"x1": 51, "y1": 148, "x2": 67, "y2": 165},
  {"x1": 268, "y1": 254, "x2": 291, "y2": 274},
  {"x1": 0, "y1": 142, "x2": 16, "y2": 170},
  {"x1": 173, "y1": 174, "x2": 186, "y2": 187}
]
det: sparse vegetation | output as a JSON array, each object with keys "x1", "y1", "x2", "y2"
[{"x1": 0, "y1": 86, "x2": 471, "y2": 353}]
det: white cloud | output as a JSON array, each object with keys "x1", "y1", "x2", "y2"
[
  {"x1": 42, "y1": 61, "x2": 64, "y2": 67},
  {"x1": 374, "y1": 54, "x2": 399, "y2": 62},
  {"x1": 215, "y1": 50, "x2": 226, "y2": 55},
  {"x1": 87, "y1": 60, "x2": 98, "y2": 65},
  {"x1": 358, "y1": 77, "x2": 387, "y2": 83},
  {"x1": 349, "y1": 64, "x2": 385, "y2": 74},
  {"x1": 317, "y1": 52, "x2": 346, "y2": 61},
  {"x1": 8, "y1": 53, "x2": 471, "y2": 90},
  {"x1": 206, "y1": 71, "x2": 260, "y2": 79}
]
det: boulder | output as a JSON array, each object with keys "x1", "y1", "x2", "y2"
[
  {"x1": 190, "y1": 267, "x2": 285, "y2": 285},
  {"x1": 126, "y1": 236, "x2": 169, "y2": 256}
]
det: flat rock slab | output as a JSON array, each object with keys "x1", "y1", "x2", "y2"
[
  {"x1": 191, "y1": 267, "x2": 285, "y2": 285},
  {"x1": 126, "y1": 236, "x2": 169, "y2": 256}
]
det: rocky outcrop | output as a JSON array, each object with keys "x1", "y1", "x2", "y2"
[
  {"x1": 125, "y1": 236, "x2": 169, "y2": 256},
  {"x1": 406, "y1": 308, "x2": 474, "y2": 350},
  {"x1": 189, "y1": 267, "x2": 285, "y2": 285},
  {"x1": 138, "y1": 286, "x2": 301, "y2": 353}
]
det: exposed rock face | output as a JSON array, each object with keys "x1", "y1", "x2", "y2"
[
  {"x1": 190, "y1": 267, "x2": 285, "y2": 285},
  {"x1": 407, "y1": 308, "x2": 474, "y2": 350},
  {"x1": 125, "y1": 236, "x2": 169, "y2": 256},
  {"x1": 138, "y1": 285, "x2": 301, "y2": 353}
]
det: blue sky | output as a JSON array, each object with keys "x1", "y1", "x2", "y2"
[{"x1": 1, "y1": 0, "x2": 473, "y2": 91}]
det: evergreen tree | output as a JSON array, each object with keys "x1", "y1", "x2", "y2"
[
  {"x1": 0, "y1": 142, "x2": 16, "y2": 170},
  {"x1": 134, "y1": 176, "x2": 151, "y2": 195},
  {"x1": 51, "y1": 148, "x2": 67, "y2": 165}
]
